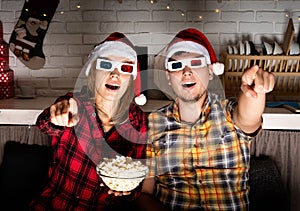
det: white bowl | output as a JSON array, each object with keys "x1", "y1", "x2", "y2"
[
  {"x1": 227, "y1": 45, "x2": 233, "y2": 54},
  {"x1": 289, "y1": 42, "x2": 300, "y2": 55},
  {"x1": 273, "y1": 41, "x2": 283, "y2": 55},
  {"x1": 96, "y1": 155, "x2": 148, "y2": 192},
  {"x1": 239, "y1": 41, "x2": 245, "y2": 55},
  {"x1": 262, "y1": 41, "x2": 273, "y2": 55},
  {"x1": 232, "y1": 45, "x2": 238, "y2": 54},
  {"x1": 97, "y1": 167, "x2": 148, "y2": 192},
  {"x1": 245, "y1": 41, "x2": 251, "y2": 55},
  {"x1": 232, "y1": 45, "x2": 238, "y2": 70}
]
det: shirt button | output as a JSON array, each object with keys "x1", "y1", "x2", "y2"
[
  {"x1": 92, "y1": 112, "x2": 96, "y2": 117},
  {"x1": 219, "y1": 134, "x2": 224, "y2": 139}
]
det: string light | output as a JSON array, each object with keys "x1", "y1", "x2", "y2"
[
  {"x1": 149, "y1": 0, "x2": 157, "y2": 4},
  {"x1": 115, "y1": 0, "x2": 288, "y2": 20}
]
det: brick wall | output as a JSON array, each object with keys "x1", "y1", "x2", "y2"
[{"x1": 0, "y1": 0, "x2": 300, "y2": 96}]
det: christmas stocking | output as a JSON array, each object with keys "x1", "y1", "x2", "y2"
[{"x1": 9, "y1": 0, "x2": 60, "y2": 70}]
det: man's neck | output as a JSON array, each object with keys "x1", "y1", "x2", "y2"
[{"x1": 177, "y1": 95, "x2": 206, "y2": 123}]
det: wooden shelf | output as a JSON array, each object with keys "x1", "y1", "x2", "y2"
[{"x1": 0, "y1": 97, "x2": 299, "y2": 130}]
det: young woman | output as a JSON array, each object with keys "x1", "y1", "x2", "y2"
[{"x1": 30, "y1": 32, "x2": 148, "y2": 210}]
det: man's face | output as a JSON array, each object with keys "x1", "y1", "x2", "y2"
[{"x1": 166, "y1": 52, "x2": 211, "y2": 103}]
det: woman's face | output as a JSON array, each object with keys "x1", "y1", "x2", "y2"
[{"x1": 94, "y1": 55, "x2": 133, "y2": 103}]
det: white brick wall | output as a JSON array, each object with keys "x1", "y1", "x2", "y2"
[{"x1": 0, "y1": 0, "x2": 299, "y2": 96}]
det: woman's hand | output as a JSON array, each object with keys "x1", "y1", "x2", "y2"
[
  {"x1": 100, "y1": 183, "x2": 131, "y2": 196},
  {"x1": 49, "y1": 98, "x2": 79, "y2": 127}
]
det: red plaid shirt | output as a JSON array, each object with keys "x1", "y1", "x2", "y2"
[{"x1": 30, "y1": 93, "x2": 148, "y2": 210}]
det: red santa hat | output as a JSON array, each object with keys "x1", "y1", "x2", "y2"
[
  {"x1": 165, "y1": 28, "x2": 224, "y2": 75},
  {"x1": 84, "y1": 32, "x2": 146, "y2": 106}
]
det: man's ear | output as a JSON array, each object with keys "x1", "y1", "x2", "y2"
[
  {"x1": 165, "y1": 70, "x2": 171, "y2": 85},
  {"x1": 208, "y1": 65, "x2": 214, "y2": 80}
]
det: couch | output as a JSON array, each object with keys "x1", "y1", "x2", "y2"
[{"x1": 0, "y1": 141, "x2": 289, "y2": 210}]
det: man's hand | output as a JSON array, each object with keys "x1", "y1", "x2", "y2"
[
  {"x1": 49, "y1": 98, "x2": 79, "y2": 127},
  {"x1": 241, "y1": 65, "x2": 275, "y2": 98}
]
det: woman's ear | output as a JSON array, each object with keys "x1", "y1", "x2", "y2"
[{"x1": 208, "y1": 65, "x2": 214, "y2": 80}]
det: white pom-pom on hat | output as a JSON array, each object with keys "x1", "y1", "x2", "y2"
[
  {"x1": 134, "y1": 93, "x2": 147, "y2": 106},
  {"x1": 212, "y1": 62, "x2": 224, "y2": 75}
]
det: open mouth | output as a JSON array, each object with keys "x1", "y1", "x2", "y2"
[
  {"x1": 182, "y1": 82, "x2": 196, "y2": 88},
  {"x1": 105, "y1": 84, "x2": 120, "y2": 90}
]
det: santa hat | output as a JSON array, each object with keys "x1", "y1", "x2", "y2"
[
  {"x1": 84, "y1": 32, "x2": 146, "y2": 106},
  {"x1": 165, "y1": 28, "x2": 224, "y2": 75}
]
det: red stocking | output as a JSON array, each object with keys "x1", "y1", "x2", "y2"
[{"x1": 9, "y1": 0, "x2": 60, "y2": 70}]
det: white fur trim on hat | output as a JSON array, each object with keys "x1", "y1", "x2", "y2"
[
  {"x1": 85, "y1": 41, "x2": 137, "y2": 79},
  {"x1": 134, "y1": 93, "x2": 147, "y2": 106},
  {"x1": 165, "y1": 41, "x2": 211, "y2": 69}
]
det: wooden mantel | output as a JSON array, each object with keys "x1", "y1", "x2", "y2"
[{"x1": 0, "y1": 97, "x2": 299, "y2": 130}]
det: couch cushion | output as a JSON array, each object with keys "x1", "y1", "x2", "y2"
[
  {"x1": 0, "y1": 141, "x2": 51, "y2": 210},
  {"x1": 249, "y1": 155, "x2": 289, "y2": 211}
]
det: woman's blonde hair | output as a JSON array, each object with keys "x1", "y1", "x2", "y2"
[{"x1": 87, "y1": 60, "x2": 134, "y2": 125}]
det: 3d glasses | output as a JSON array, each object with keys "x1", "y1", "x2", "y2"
[
  {"x1": 167, "y1": 57, "x2": 207, "y2": 72},
  {"x1": 96, "y1": 58, "x2": 136, "y2": 76}
]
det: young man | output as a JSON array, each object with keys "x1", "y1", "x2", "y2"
[{"x1": 143, "y1": 28, "x2": 275, "y2": 210}]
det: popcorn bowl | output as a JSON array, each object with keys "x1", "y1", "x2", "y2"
[
  {"x1": 96, "y1": 167, "x2": 148, "y2": 192},
  {"x1": 96, "y1": 155, "x2": 148, "y2": 192}
]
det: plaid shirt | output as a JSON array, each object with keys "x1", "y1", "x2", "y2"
[
  {"x1": 147, "y1": 93, "x2": 258, "y2": 211},
  {"x1": 30, "y1": 93, "x2": 148, "y2": 210}
]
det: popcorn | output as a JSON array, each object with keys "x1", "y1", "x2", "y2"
[{"x1": 96, "y1": 155, "x2": 148, "y2": 192}]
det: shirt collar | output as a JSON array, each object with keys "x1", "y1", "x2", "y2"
[{"x1": 172, "y1": 93, "x2": 213, "y2": 123}]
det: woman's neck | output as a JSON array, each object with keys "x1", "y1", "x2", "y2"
[{"x1": 95, "y1": 98, "x2": 116, "y2": 131}]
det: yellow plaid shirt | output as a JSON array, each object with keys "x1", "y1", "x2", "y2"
[{"x1": 147, "y1": 94, "x2": 257, "y2": 210}]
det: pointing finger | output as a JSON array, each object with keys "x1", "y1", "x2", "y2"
[
  {"x1": 242, "y1": 65, "x2": 259, "y2": 86},
  {"x1": 67, "y1": 98, "x2": 79, "y2": 126}
]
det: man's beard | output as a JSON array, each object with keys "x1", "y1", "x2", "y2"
[{"x1": 177, "y1": 90, "x2": 206, "y2": 103}]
